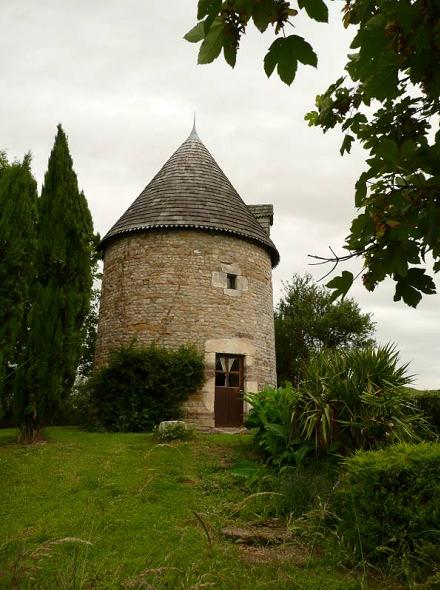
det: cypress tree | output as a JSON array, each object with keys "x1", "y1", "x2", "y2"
[
  {"x1": 15, "y1": 126, "x2": 94, "y2": 442},
  {"x1": 77, "y1": 233, "x2": 102, "y2": 380},
  {"x1": 0, "y1": 150, "x2": 8, "y2": 178},
  {"x1": 0, "y1": 155, "x2": 38, "y2": 421}
]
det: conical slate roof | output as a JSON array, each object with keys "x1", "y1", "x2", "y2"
[{"x1": 100, "y1": 127, "x2": 280, "y2": 267}]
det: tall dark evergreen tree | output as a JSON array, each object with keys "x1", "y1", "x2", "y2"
[
  {"x1": 0, "y1": 150, "x2": 8, "y2": 178},
  {"x1": 77, "y1": 233, "x2": 102, "y2": 380},
  {"x1": 0, "y1": 155, "x2": 38, "y2": 421},
  {"x1": 15, "y1": 126, "x2": 94, "y2": 442}
]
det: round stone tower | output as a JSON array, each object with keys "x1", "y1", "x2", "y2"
[{"x1": 95, "y1": 125, "x2": 280, "y2": 429}]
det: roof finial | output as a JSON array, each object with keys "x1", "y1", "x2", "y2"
[{"x1": 188, "y1": 112, "x2": 199, "y2": 140}]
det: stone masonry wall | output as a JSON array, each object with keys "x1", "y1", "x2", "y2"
[{"x1": 95, "y1": 229, "x2": 276, "y2": 427}]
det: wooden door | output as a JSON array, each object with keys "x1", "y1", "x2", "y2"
[{"x1": 214, "y1": 354, "x2": 244, "y2": 427}]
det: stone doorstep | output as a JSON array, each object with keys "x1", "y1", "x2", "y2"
[
  {"x1": 190, "y1": 426, "x2": 249, "y2": 434},
  {"x1": 210, "y1": 427, "x2": 249, "y2": 434},
  {"x1": 184, "y1": 421, "x2": 249, "y2": 434}
]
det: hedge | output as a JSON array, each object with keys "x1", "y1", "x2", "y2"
[
  {"x1": 86, "y1": 344, "x2": 205, "y2": 432},
  {"x1": 335, "y1": 443, "x2": 440, "y2": 579}
]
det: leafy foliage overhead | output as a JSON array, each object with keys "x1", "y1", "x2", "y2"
[
  {"x1": 185, "y1": 0, "x2": 440, "y2": 307},
  {"x1": 184, "y1": 0, "x2": 317, "y2": 75}
]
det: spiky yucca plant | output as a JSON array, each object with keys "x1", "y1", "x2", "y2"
[{"x1": 295, "y1": 344, "x2": 427, "y2": 454}]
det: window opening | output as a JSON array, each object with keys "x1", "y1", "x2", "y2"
[
  {"x1": 215, "y1": 354, "x2": 243, "y2": 388},
  {"x1": 226, "y1": 273, "x2": 237, "y2": 290},
  {"x1": 229, "y1": 373, "x2": 240, "y2": 387},
  {"x1": 215, "y1": 372, "x2": 226, "y2": 387}
]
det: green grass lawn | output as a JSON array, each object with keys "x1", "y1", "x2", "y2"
[{"x1": 0, "y1": 427, "x2": 387, "y2": 590}]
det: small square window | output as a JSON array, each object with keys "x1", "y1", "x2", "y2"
[{"x1": 226, "y1": 273, "x2": 237, "y2": 290}]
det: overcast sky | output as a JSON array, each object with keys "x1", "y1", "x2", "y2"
[{"x1": 1, "y1": 0, "x2": 438, "y2": 388}]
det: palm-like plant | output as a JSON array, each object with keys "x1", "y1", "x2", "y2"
[
  {"x1": 245, "y1": 346, "x2": 428, "y2": 465},
  {"x1": 295, "y1": 345, "x2": 427, "y2": 454}
]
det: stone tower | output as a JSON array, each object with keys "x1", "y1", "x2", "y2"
[{"x1": 95, "y1": 126, "x2": 280, "y2": 429}]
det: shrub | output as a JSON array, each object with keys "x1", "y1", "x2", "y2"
[
  {"x1": 86, "y1": 344, "x2": 205, "y2": 432},
  {"x1": 244, "y1": 384, "x2": 312, "y2": 466},
  {"x1": 335, "y1": 443, "x2": 440, "y2": 583},
  {"x1": 406, "y1": 388, "x2": 440, "y2": 436},
  {"x1": 50, "y1": 384, "x2": 93, "y2": 426},
  {"x1": 295, "y1": 345, "x2": 426, "y2": 454},
  {"x1": 246, "y1": 345, "x2": 428, "y2": 465}
]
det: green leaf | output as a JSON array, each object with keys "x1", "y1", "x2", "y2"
[
  {"x1": 223, "y1": 35, "x2": 237, "y2": 68},
  {"x1": 264, "y1": 35, "x2": 317, "y2": 86},
  {"x1": 347, "y1": 112, "x2": 368, "y2": 133},
  {"x1": 184, "y1": 21, "x2": 205, "y2": 43},
  {"x1": 298, "y1": 0, "x2": 328, "y2": 23},
  {"x1": 365, "y1": 64, "x2": 399, "y2": 101},
  {"x1": 396, "y1": 1, "x2": 414, "y2": 32},
  {"x1": 393, "y1": 281, "x2": 422, "y2": 308},
  {"x1": 407, "y1": 268, "x2": 436, "y2": 294},
  {"x1": 264, "y1": 44, "x2": 280, "y2": 78},
  {"x1": 355, "y1": 173, "x2": 368, "y2": 206},
  {"x1": 401, "y1": 139, "x2": 417, "y2": 159},
  {"x1": 340, "y1": 134, "x2": 354, "y2": 156},
  {"x1": 291, "y1": 35, "x2": 317, "y2": 67},
  {"x1": 198, "y1": 0, "x2": 222, "y2": 33},
  {"x1": 350, "y1": 212, "x2": 371, "y2": 238},
  {"x1": 198, "y1": 18, "x2": 224, "y2": 64},
  {"x1": 234, "y1": 0, "x2": 254, "y2": 14},
  {"x1": 304, "y1": 110, "x2": 318, "y2": 127},
  {"x1": 197, "y1": 0, "x2": 222, "y2": 20},
  {"x1": 252, "y1": 0, "x2": 273, "y2": 32},
  {"x1": 266, "y1": 423, "x2": 288, "y2": 438},
  {"x1": 326, "y1": 271, "x2": 354, "y2": 301},
  {"x1": 393, "y1": 269, "x2": 436, "y2": 307},
  {"x1": 377, "y1": 138, "x2": 399, "y2": 164}
]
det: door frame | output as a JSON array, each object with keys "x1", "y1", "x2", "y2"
[
  {"x1": 214, "y1": 353, "x2": 244, "y2": 427},
  {"x1": 197, "y1": 337, "x2": 258, "y2": 428}
]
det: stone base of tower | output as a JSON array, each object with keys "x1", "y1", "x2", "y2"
[{"x1": 182, "y1": 394, "x2": 215, "y2": 430}]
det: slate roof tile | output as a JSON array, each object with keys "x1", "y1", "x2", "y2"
[{"x1": 100, "y1": 128, "x2": 280, "y2": 267}]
